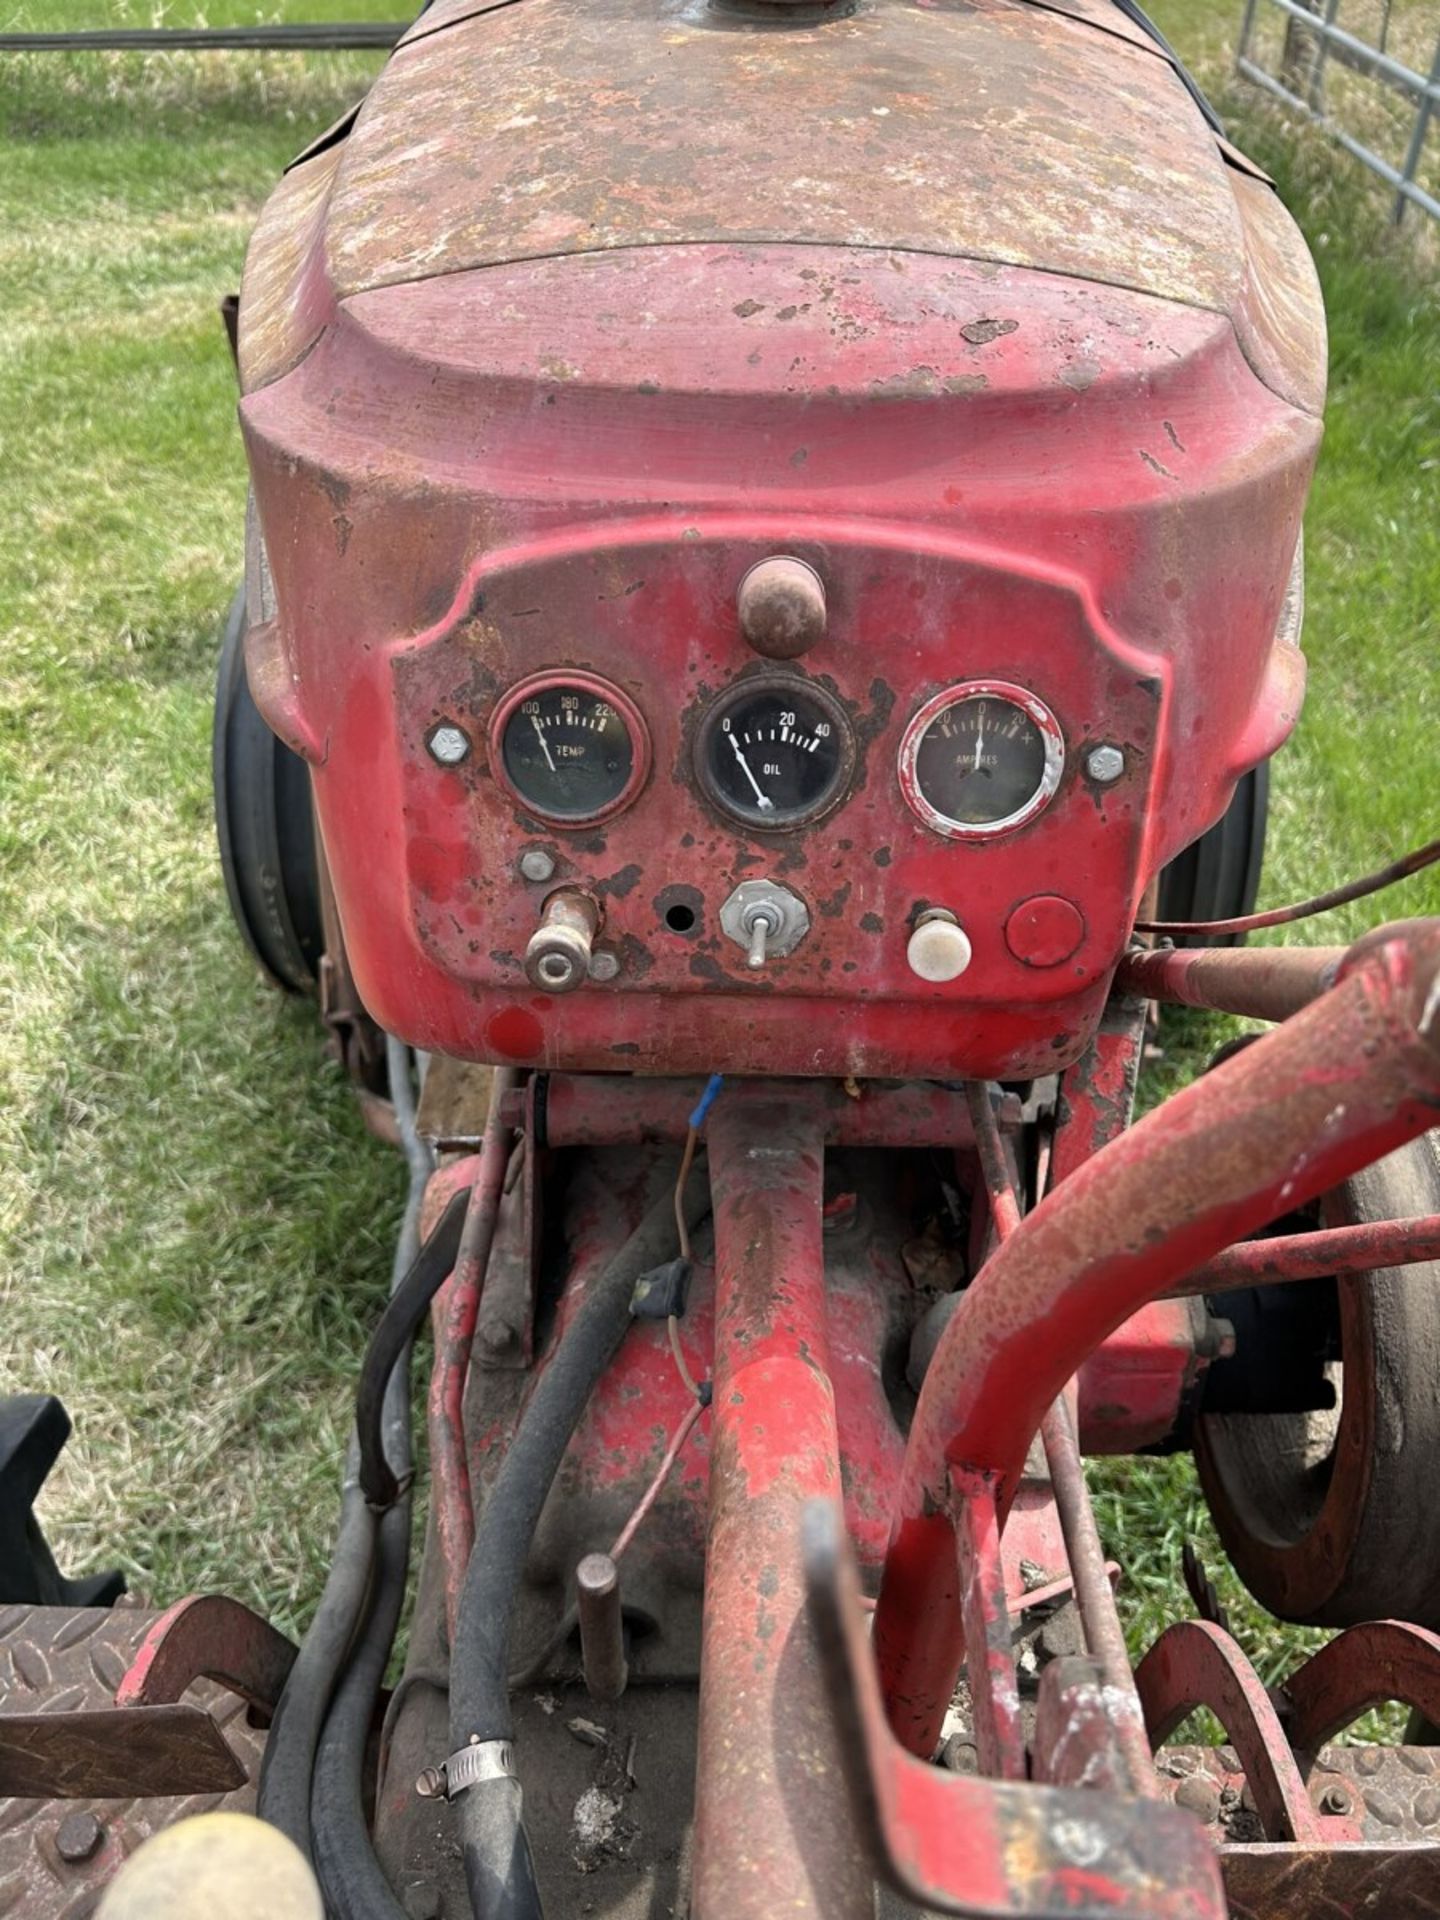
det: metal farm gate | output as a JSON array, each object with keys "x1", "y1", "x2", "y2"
[{"x1": 1237, "y1": 0, "x2": 1440, "y2": 222}]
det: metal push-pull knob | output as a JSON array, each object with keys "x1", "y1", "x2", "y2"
[{"x1": 524, "y1": 889, "x2": 600, "y2": 993}]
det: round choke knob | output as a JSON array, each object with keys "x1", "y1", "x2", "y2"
[
  {"x1": 907, "y1": 910, "x2": 973, "y2": 984},
  {"x1": 737, "y1": 556, "x2": 827, "y2": 659}
]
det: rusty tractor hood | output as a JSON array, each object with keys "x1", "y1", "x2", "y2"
[{"x1": 241, "y1": 0, "x2": 1315, "y2": 397}]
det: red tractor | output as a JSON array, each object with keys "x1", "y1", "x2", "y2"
[{"x1": 5, "y1": 0, "x2": 1440, "y2": 1914}]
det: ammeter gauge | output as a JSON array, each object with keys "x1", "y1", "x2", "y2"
[
  {"x1": 490, "y1": 673, "x2": 649, "y2": 825},
  {"x1": 899, "y1": 682, "x2": 1064, "y2": 839},
  {"x1": 696, "y1": 675, "x2": 856, "y2": 830}
]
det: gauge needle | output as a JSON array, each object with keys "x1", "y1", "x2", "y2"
[
  {"x1": 973, "y1": 706, "x2": 986, "y2": 774},
  {"x1": 728, "y1": 731, "x2": 775, "y2": 811},
  {"x1": 531, "y1": 713, "x2": 557, "y2": 774}
]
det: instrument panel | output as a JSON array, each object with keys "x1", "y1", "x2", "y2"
[{"x1": 377, "y1": 527, "x2": 1159, "y2": 1080}]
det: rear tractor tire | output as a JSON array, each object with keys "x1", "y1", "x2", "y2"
[
  {"x1": 213, "y1": 584, "x2": 324, "y2": 995},
  {"x1": 1196, "y1": 1131, "x2": 1440, "y2": 1630}
]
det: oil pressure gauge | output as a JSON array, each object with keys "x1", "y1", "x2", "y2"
[
  {"x1": 490, "y1": 672, "x2": 650, "y2": 825},
  {"x1": 899, "y1": 681, "x2": 1064, "y2": 839},
  {"x1": 696, "y1": 674, "x2": 856, "y2": 830}
]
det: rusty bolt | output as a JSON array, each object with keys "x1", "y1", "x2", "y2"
[
  {"x1": 426, "y1": 722, "x2": 471, "y2": 767},
  {"x1": 1085, "y1": 744, "x2": 1125, "y2": 785},
  {"x1": 1173, "y1": 1774, "x2": 1221, "y2": 1823},
  {"x1": 1320, "y1": 1783, "x2": 1354, "y2": 1817},
  {"x1": 588, "y1": 949, "x2": 620, "y2": 982},
  {"x1": 737, "y1": 556, "x2": 827, "y2": 658},
  {"x1": 480, "y1": 1318, "x2": 517, "y2": 1355},
  {"x1": 519, "y1": 848, "x2": 555, "y2": 884},
  {"x1": 55, "y1": 1811, "x2": 104, "y2": 1864}
]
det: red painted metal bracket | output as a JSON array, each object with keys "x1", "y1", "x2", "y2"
[
  {"x1": 1134, "y1": 1620, "x2": 1331, "y2": 1844},
  {"x1": 1283, "y1": 1621, "x2": 1440, "y2": 1749},
  {"x1": 116, "y1": 1594, "x2": 297, "y2": 1719},
  {"x1": 803, "y1": 1499, "x2": 1227, "y2": 1918}
]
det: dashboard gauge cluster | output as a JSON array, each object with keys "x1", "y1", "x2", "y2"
[{"x1": 484, "y1": 668, "x2": 1067, "y2": 843}]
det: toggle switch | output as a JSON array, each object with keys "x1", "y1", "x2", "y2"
[{"x1": 719, "y1": 880, "x2": 810, "y2": 969}]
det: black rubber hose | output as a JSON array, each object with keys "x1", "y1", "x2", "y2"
[
  {"x1": 356, "y1": 1184, "x2": 472, "y2": 1508},
  {"x1": 309, "y1": 1036, "x2": 433, "y2": 1918},
  {"x1": 311, "y1": 1358, "x2": 413, "y2": 1918},
  {"x1": 259, "y1": 1037, "x2": 435, "y2": 1865},
  {"x1": 453, "y1": 1170, "x2": 708, "y2": 1920},
  {"x1": 256, "y1": 1459, "x2": 374, "y2": 1860}
]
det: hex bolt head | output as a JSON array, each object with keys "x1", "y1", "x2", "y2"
[
  {"x1": 1320, "y1": 1783, "x2": 1354, "y2": 1817},
  {"x1": 426, "y1": 722, "x2": 472, "y2": 767},
  {"x1": 519, "y1": 848, "x2": 556, "y2": 884},
  {"x1": 588, "y1": 949, "x2": 620, "y2": 982},
  {"x1": 1085, "y1": 744, "x2": 1125, "y2": 785},
  {"x1": 55, "y1": 1810, "x2": 104, "y2": 1864}
]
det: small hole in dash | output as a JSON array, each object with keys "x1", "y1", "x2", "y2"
[{"x1": 664, "y1": 903, "x2": 698, "y2": 934}]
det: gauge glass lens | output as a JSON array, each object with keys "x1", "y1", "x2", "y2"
[
  {"x1": 500, "y1": 684, "x2": 635, "y2": 820},
  {"x1": 910, "y1": 691, "x2": 1059, "y2": 832},
  {"x1": 700, "y1": 680, "x2": 853, "y2": 828}
]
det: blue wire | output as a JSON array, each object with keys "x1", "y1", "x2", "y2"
[{"x1": 688, "y1": 1074, "x2": 724, "y2": 1132}]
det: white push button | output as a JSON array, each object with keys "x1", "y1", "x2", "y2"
[{"x1": 907, "y1": 912, "x2": 973, "y2": 983}]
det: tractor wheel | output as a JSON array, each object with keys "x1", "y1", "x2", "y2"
[
  {"x1": 213, "y1": 584, "x2": 324, "y2": 994},
  {"x1": 1155, "y1": 761, "x2": 1268, "y2": 945},
  {"x1": 1195, "y1": 1131, "x2": 1440, "y2": 1629}
]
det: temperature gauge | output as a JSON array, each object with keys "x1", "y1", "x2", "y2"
[
  {"x1": 696, "y1": 675, "x2": 856, "y2": 830},
  {"x1": 490, "y1": 672, "x2": 650, "y2": 825},
  {"x1": 899, "y1": 681, "x2": 1064, "y2": 839}
]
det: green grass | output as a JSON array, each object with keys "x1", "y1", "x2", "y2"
[
  {"x1": 0, "y1": 9, "x2": 401, "y2": 1635},
  {"x1": 1, "y1": 1, "x2": 1437, "y2": 1687}
]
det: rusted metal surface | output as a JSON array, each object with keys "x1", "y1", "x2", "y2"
[
  {"x1": 967, "y1": 1079, "x2": 1154, "y2": 1789},
  {"x1": 326, "y1": 0, "x2": 1244, "y2": 314},
  {"x1": 426, "y1": 1067, "x2": 516, "y2": 1638},
  {"x1": 1049, "y1": 993, "x2": 1207, "y2": 1454},
  {"x1": 0, "y1": 1705, "x2": 244, "y2": 1801},
  {"x1": 115, "y1": 1594, "x2": 295, "y2": 1719},
  {"x1": 1168, "y1": 1211, "x2": 1440, "y2": 1295},
  {"x1": 803, "y1": 1501, "x2": 1228, "y2": 1917},
  {"x1": 1283, "y1": 1621, "x2": 1440, "y2": 1749},
  {"x1": 1134, "y1": 1620, "x2": 1330, "y2": 1844},
  {"x1": 576, "y1": 1554, "x2": 628, "y2": 1706},
  {"x1": 873, "y1": 920, "x2": 1440, "y2": 1758},
  {"x1": 952, "y1": 1473, "x2": 1026, "y2": 1782},
  {"x1": 534, "y1": 1073, "x2": 1006, "y2": 1148},
  {"x1": 1115, "y1": 941, "x2": 1346, "y2": 1022},
  {"x1": 1032, "y1": 1656, "x2": 1133, "y2": 1795},
  {"x1": 1156, "y1": 1745, "x2": 1440, "y2": 1915},
  {"x1": 0, "y1": 1605, "x2": 265, "y2": 1908},
  {"x1": 1040, "y1": 1396, "x2": 1154, "y2": 1793},
  {"x1": 691, "y1": 1090, "x2": 872, "y2": 1920}
]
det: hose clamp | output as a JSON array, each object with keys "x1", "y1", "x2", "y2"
[{"x1": 417, "y1": 1738, "x2": 517, "y2": 1801}]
